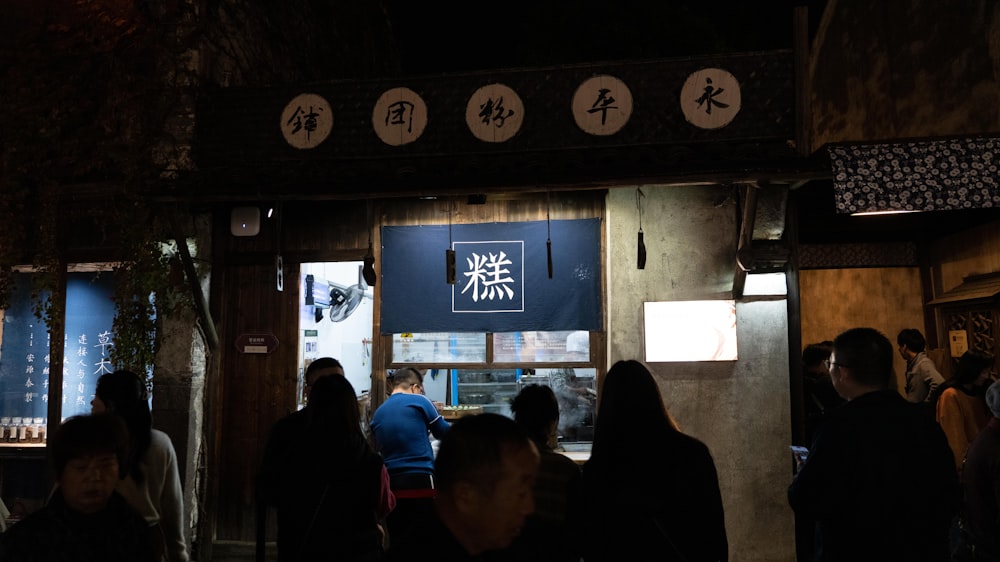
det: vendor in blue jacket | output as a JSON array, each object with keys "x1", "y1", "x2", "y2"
[{"x1": 371, "y1": 367, "x2": 451, "y2": 544}]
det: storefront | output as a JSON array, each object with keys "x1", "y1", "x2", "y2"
[{"x1": 3, "y1": 50, "x2": 810, "y2": 560}]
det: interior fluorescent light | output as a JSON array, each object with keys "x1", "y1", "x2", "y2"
[
  {"x1": 744, "y1": 272, "x2": 787, "y2": 296},
  {"x1": 849, "y1": 209, "x2": 923, "y2": 216}
]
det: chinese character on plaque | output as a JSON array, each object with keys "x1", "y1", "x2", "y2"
[
  {"x1": 571, "y1": 75, "x2": 633, "y2": 136},
  {"x1": 280, "y1": 93, "x2": 334, "y2": 149},
  {"x1": 372, "y1": 87, "x2": 428, "y2": 146},
  {"x1": 680, "y1": 68, "x2": 742, "y2": 130},
  {"x1": 465, "y1": 83, "x2": 524, "y2": 143},
  {"x1": 453, "y1": 240, "x2": 525, "y2": 313}
]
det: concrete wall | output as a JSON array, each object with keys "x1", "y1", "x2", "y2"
[
  {"x1": 810, "y1": 0, "x2": 1000, "y2": 148},
  {"x1": 606, "y1": 186, "x2": 796, "y2": 562}
]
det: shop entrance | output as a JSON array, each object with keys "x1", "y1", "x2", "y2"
[{"x1": 297, "y1": 262, "x2": 374, "y2": 408}]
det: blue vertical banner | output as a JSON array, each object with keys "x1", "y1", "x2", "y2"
[
  {"x1": 0, "y1": 274, "x2": 50, "y2": 421},
  {"x1": 381, "y1": 219, "x2": 602, "y2": 333},
  {"x1": 62, "y1": 273, "x2": 117, "y2": 417},
  {"x1": 0, "y1": 272, "x2": 116, "y2": 421}
]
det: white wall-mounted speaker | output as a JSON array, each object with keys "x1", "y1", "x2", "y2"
[{"x1": 231, "y1": 206, "x2": 260, "y2": 236}]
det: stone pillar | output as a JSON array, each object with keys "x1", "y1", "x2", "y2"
[{"x1": 152, "y1": 213, "x2": 211, "y2": 555}]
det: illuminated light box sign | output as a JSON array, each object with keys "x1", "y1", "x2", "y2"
[
  {"x1": 0, "y1": 272, "x2": 117, "y2": 420},
  {"x1": 643, "y1": 300, "x2": 738, "y2": 362}
]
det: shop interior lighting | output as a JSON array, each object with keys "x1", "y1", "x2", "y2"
[
  {"x1": 743, "y1": 272, "x2": 787, "y2": 296},
  {"x1": 849, "y1": 209, "x2": 923, "y2": 216}
]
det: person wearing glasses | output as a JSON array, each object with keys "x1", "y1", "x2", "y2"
[
  {"x1": 789, "y1": 327, "x2": 959, "y2": 562},
  {"x1": 371, "y1": 367, "x2": 451, "y2": 545}
]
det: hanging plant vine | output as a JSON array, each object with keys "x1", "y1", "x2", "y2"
[
  {"x1": 106, "y1": 193, "x2": 180, "y2": 375},
  {"x1": 30, "y1": 184, "x2": 65, "y2": 335},
  {"x1": 0, "y1": 186, "x2": 29, "y2": 310}
]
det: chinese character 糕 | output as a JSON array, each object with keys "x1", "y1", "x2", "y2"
[{"x1": 461, "y1": 251, "x2": 516, "y2": 302}]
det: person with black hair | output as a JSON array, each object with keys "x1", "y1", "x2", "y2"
[
  {"x1": 92, "y1": 370, "x2": 188, "y2": 562},
  {"x1": 958, "y1": 381, "x2": 1000, "y2": 559},
  {"x1": 936, "y1": 350, "x2": 995, "y2": 474},
  {"x1": 507, "y1": 384, "x2": 582, "y2": 562},
  {"x1": 790, "y1": 327, "x2": 959, "y2": 561},
  {"x1": 582, "y1": 360, "x2": 728, "y2": 562},
  {"x1": 385, "y1": 413, "x2": 539, "y2": 562},
  {"x1": 301, "y1": 356, "x2": 346, "y2": 403},
  {"x1": 0, "y1": 414, "x2": 156, "y2": 561},
  {"x1": 257, "y1": 374, "x2": 393, "y2": 562},
  {"x1": 898, "y1": 328, "x2": 946, "y2": 409},
  {"x1": 802, "y1": 340, "x2": 845, "y2": 446},
  {"x1": 371, "y1": 367, "x2": 451, "y2": 544}
]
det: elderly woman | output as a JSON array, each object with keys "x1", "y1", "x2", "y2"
[
  {"x1": 92, "y1": 370, "x2": 188, "y2": 562},
  {"x1": 0, "y1": 414, "x2": 157, "y2": 561}
]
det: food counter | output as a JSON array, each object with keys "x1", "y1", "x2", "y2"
[{"x1": 441, "y1": 405, "x2": 483, "y2": 421}]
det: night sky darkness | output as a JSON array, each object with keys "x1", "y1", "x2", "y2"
[{"x1": 382, "y1": 0, "x2": 813, "y2": 75}]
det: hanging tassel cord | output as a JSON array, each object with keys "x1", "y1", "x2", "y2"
[
  {"x1": 636, "y1": 188, "x2": 647, "y2": 270},
  {"x1": 546, "y1": 191, "x2": 553, "y2": 278}
]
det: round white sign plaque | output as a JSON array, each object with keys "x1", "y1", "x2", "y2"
[
  {"x1": 466, "y1": 83, "x2": 524, "y2": 143},
  {"x1": 680, "y1": 68, "x2": 742, "y2": 129},
  {"x1": 571, "y1": 75, "x2": 633, "y2": 136},
  {"x1": 372, "y1": 87, "x2": 428, "y2": 146},
  {"x1": 280, "y1": 93, "x2": 333, "y2": 149}
]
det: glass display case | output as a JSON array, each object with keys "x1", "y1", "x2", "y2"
[
  {"x1": 392, "y1": 333, "x2": 487, "y2": 364},
  {"x1": 451, "y1": 369, "x2": 520, "y2": 417},
  {"x1": 447, "y1": 367, "x2": 596, "y2": 442},
  {"x1": 519, "y1": 368, "x2": 597, "y2": 443}
]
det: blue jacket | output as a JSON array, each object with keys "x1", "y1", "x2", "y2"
[{"x1": 371, "y1": 393, "x2": 450, "y2": 476}]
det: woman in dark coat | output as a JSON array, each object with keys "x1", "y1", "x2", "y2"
[
  {"x1": 582, "y1": 360, "x2": 728, "y2": 562},
  {"x1": 257, "y1": 374, "x2": 392, "y2": 562}
]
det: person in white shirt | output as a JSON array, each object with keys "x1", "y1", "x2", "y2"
[{"x1": 92, "y1": 370, "x2": 189, "y2": 562}]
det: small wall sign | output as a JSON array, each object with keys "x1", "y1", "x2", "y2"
[
  {"x1": 948, "y1": 330, "x2": 968, "y2": 358},
  {"x1": 235, "y1": 333, "x2": 279, "y2": 354}
]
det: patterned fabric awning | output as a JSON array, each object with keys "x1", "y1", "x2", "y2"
[{"x1": 828, "y1": 136, "x2": 1000, "y2": 214}]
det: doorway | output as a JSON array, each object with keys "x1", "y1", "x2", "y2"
[{"x1": 297, "y1": 262, "x2": 374, "y2": 407}]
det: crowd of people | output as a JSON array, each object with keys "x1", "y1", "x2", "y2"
[
  {"x1": 255, "y1": 357, "x2": 729, "y2": 561},
  {"x1": 794, "y1": 327, "x2": 999, "y2": 561},
  {"x1": 2, "y1": 326, "x2": 998, "y2": 561},
  {"x1": 0, "y1": 369, "x2": 189, "y2": 561}
]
